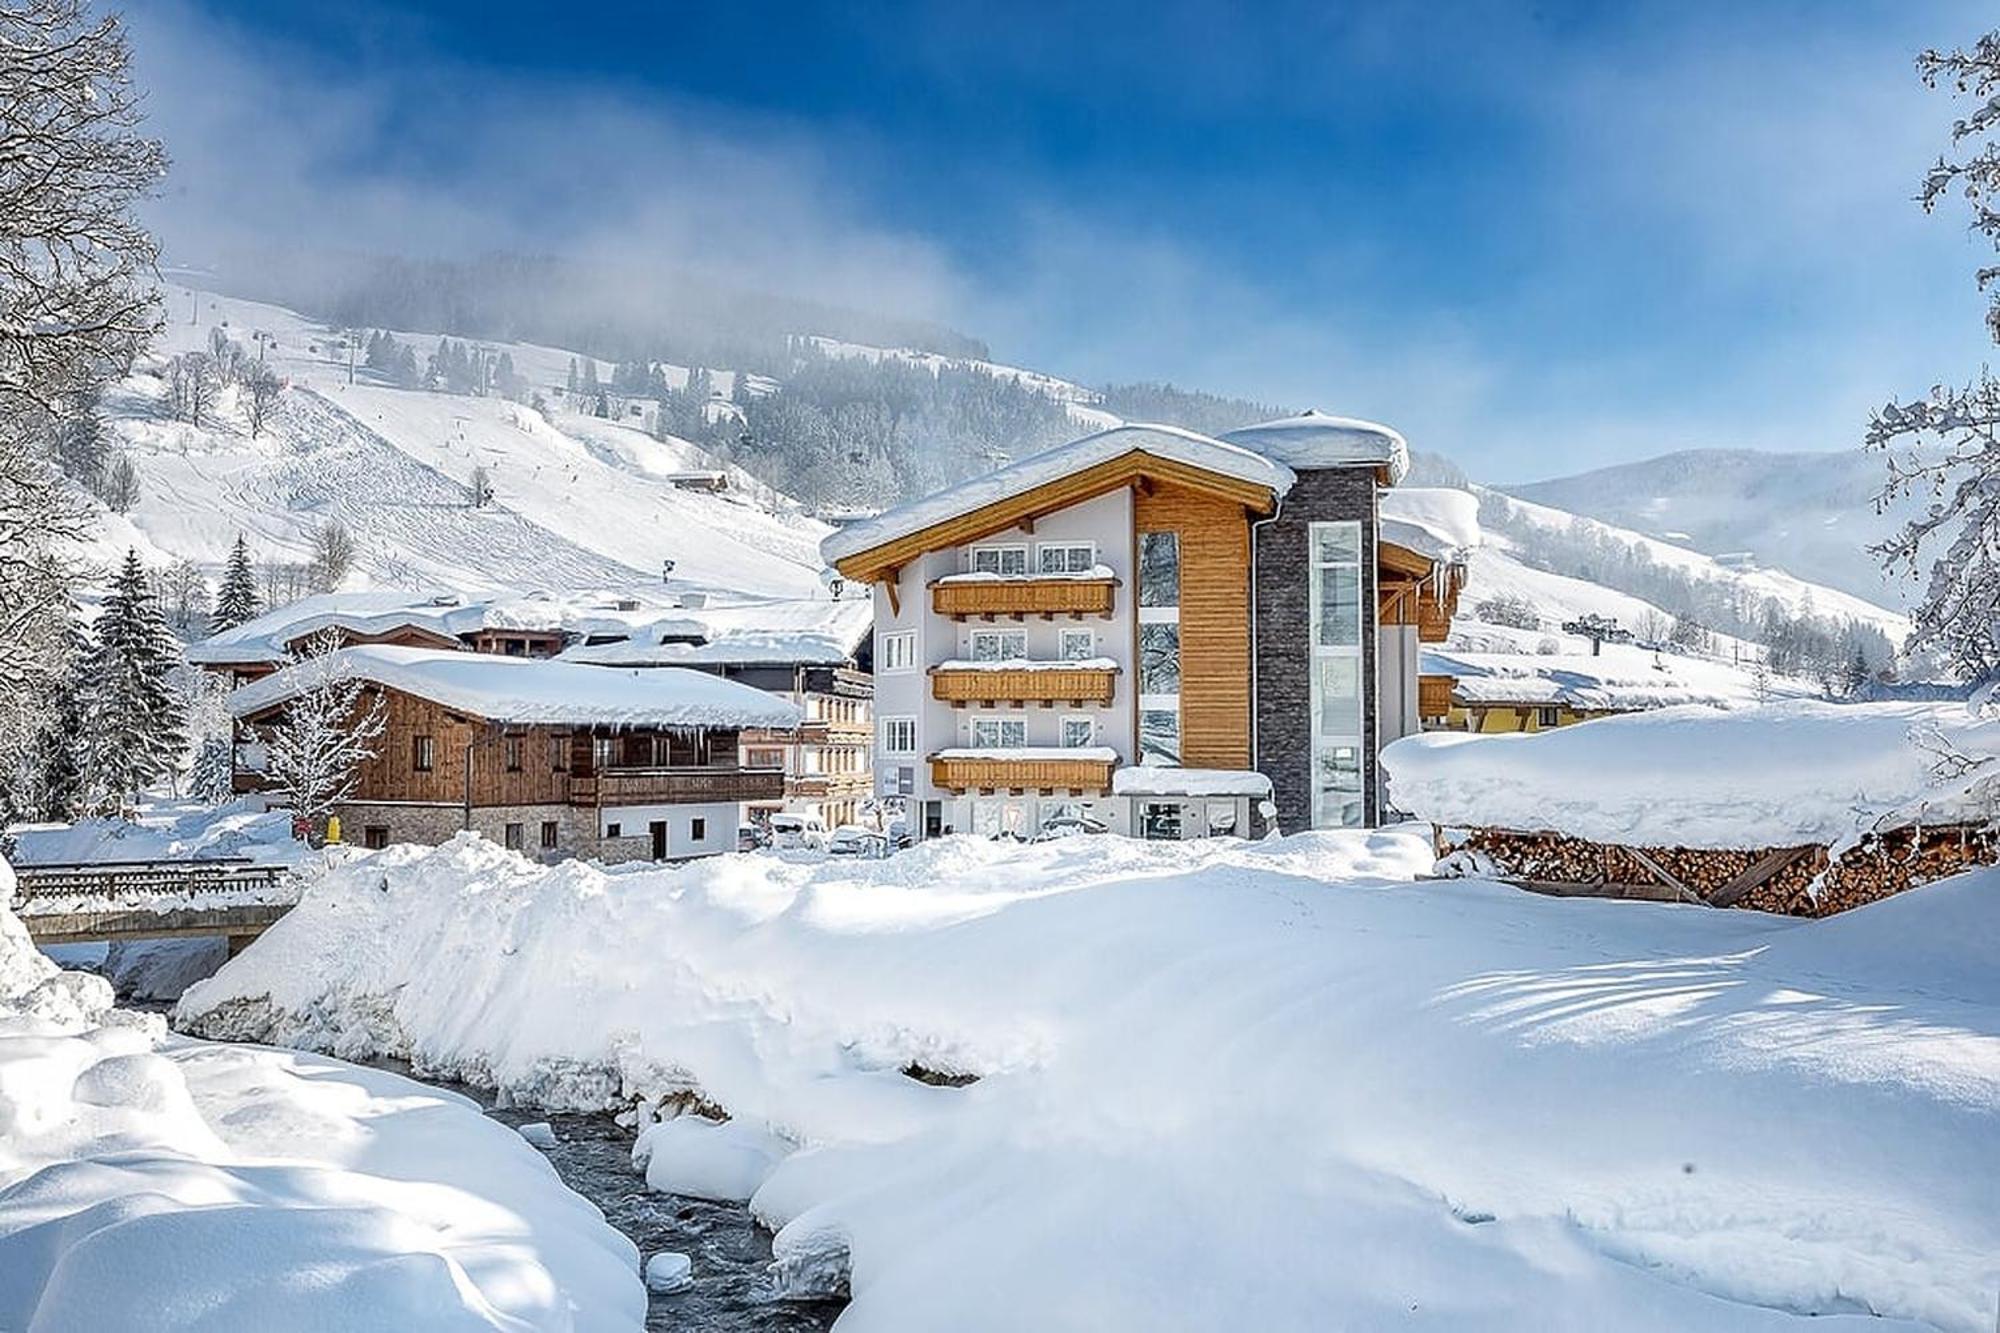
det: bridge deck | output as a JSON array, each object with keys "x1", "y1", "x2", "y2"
[{"x1": 12, "y1": 859, "x2": 297, "y2": 946}]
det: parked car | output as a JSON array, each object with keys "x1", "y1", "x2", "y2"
[
  {"x1": 767, "y1": 814, "x2": 827, "y2": 851},
  {"x1": 1032, "y1": 813, "x2": 1109, "y2": 842},
  {"x1": 736, "y1": 823, "x2": 764, "y2": 852},
  {"x1": 826, "y1": 825, "x2": 891, "y2": 859},
  {"x1": 886, "y1": 818, "x2": 913, "y2": 850}
]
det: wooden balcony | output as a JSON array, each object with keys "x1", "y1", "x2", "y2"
[
  {"x1": 788, "y1": 772, "x2": 873, "y2": 799},
  {"x1": 930, "y1": 575, "x2": 1117, "y2": 620},
  {"x1": 930, "y1": 752, "x2": 1117, "y2": 794},
  {"x1": 931, "y1": 663, "x2": 1119, "y2": 707},
  {"x1": 1418, "y1": 673, "x2": 1457, "y2": 720},
  {"x1": 569, "y1": 766, "x2": 785, "y2": 807}
]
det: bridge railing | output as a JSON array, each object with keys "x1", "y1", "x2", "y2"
[{"x1": 11, "y1": 858, "x2": 291, "y2": 907}]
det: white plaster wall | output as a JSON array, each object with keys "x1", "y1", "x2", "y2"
[
  {"x1": 1376, "y1": 624, "x2": 1421, "y2": 744},
  {"x1": 872, "y1": 488, "x2": 1138, "y2": 826},
  {"x1": 598, "y1": 800, "x2": 736, "y2": 857}
]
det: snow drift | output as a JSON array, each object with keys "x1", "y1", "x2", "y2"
[
  {"x1": 179, "y1": 830, "x2": 1999, "y2": 1330},
  {"x1": 1384, "y1": 698, "x2": 2000, "y2": 849},
  {"x1": 0, "y1": 854, "x2": 644, "y2": 1331}
]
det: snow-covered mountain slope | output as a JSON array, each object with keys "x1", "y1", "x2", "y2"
[
  {"x1": 1475, "y1": 487, "x2": 1909, "y2": 642},
  {"x1": 799, "y1": 334, "x2": 1123, "y2": 430},
  {"x1": 96, "y1": 285, "x2": 830, "y2": 599},
  {"x1": 1500, "y1": 448, "x2": 1913, "y2": 608}
]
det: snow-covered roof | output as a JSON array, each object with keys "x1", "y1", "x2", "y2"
[
  {"x1": 1423, "y1": 647, "x2": 1740, "y2": 712},
  {"x1": 1111, "y1": 767, "x2": 1273, "y2": 798},
  {"x1": 230, "y1": 645, "x2": 802, "y2": 730},
  {"x1": 1384, "y1": 699, "x2": 2000, "y2": 849},
  {"x1": 557, "y1": 598, "x2": 873, "y2": 668},
  {"x1": 189, "y1": 590, "x2": 697, "y2": 666},
  {"x1": 1219, "y1": 410, "x2": 1410, "y2": 485},
  {"x1": 1378, "y1": 488, "x2": 1480, "y2": 564},
  {"x1": 820, "y1": 423, "x2": 1295, "y2": 567},
  {"x1": 189, "y1": 593, "x2": 470, "y2": 665}
]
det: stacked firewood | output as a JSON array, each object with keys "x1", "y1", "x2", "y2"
[{"x1": 1454, "y1": 823, "x2": 1996, "y2": 918}]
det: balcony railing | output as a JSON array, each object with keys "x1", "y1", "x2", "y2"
[
  {"x1": 570, "y1": 766, "x2": 786, "y2": 807},
  {"x1": 930, "y1": 574, "x2": 1117, "y2": 620},
  {"x1": 930, "y1": 662, "x2": 1119, "y2": 707},
  {"x1": 929, "y1": 750, "x2": 1117, "y2": 794}
]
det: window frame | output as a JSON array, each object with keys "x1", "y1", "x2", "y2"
[
  {"x1": 411, "y1": 735, "x2": 435, "y2": 773},
  {"x1": 969, "y1": 628, "x2": 1027, "y2": 662},
  {"x1": 970, "y1": 717, "x2": 1027, "y2": 749},
  {"x1": 880, "y1": 715, "x2": 918, "y2": 755},
  {"x1": 503, "y1": 822, "x2": 525, "y2": 851},
  {"x1": 1537, "y1": 705, "x2": 1562, "y2": 728},
  {"x1": 504, "y1": 734, "x2": 522, "y2": 772},
  {"x1": 1059, "y1": 714, "x2": 1095, "y2": 748},
  {"x1": 879, "y1": 630, "x2": 917, "y2": 674},
  {"x1": 969, "y1": 544, "x2": 1029, "y2": 577},
  {"x1": 1035, "y1": 541, "x2": 1096, "y2": 575},
  {"x1": 1308, "y1": 519, "x2": 1366, "y2": 829},
  {"x1": 1058, "y1": 627, "x2": 1096, "y2": 661},
  {"x1": 691, "y1": 816, "x2": 707, "y2": 841},
  {"x1": 539, "y1": 820, "x2": 559, "y2": 849}
]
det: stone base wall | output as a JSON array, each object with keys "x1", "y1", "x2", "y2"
[
  {"x1": 1453, "y1": 823, "x2": 1998, "y2": 917},
  {"x1": 336, "y1": 800, "x2": 738, "y2": 865}
]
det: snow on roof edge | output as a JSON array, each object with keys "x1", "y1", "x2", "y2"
[
  {"x1": 229, "y1": 645, "x2": 801, "y2": 730},
  {"x1": 821, "y1": 423, "x2": 1294, "y2": 567}
]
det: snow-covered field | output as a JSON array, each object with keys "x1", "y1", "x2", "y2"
[
  {"x1": 92, "y1": 283, "x2": 831, "y2": 600},
  {"x1": 0, "y1": 857, "x2": 644, "y2": 1331},
  {"x1": 178, "y1": 830, "x2": 1999, "y2": 1331}
]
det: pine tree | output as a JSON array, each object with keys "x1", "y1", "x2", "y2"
[
  {"x1": 1844, "y1": 643, "x2": 1874, "y2": 697},
  {"x1": 189, "y1": 735, "x2": 233, "y2": 805},
  {"x1": 212, "y1": 534, "x2": 261, "y2": 632},
  {"x1": 86, "y1": 549, "x2": 186, "y2": 804},
  {"x1": 32, "y1": 604, "x2": 95, "y2": 820},
  {"x1": 566, "y1": 356, "x2": 579, "y2": 395}
]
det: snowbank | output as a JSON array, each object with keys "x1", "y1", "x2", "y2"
[
  {"x1": 1385, "y1": 699, "x2": 2000, "y2": 849},
  {"x1": 178, "y1": 831, "x2": 1999, "y2": 1330},
  {"x1": 0, "y1": 855, "x2": 644, "y2": 1331},
  {"x1": 5, "y1": 797, "x2": 302, "y2": 868}
]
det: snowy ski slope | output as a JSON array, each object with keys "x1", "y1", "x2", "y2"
[{"x1": 102, "y1": 283, "x2": 829, "y2": 599}]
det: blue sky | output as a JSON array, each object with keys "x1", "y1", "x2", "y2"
[{"x1": 133, "y1": 1, "x2": 1996, "y2": 481}]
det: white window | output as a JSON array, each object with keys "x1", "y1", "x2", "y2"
[
  {"x1": 970, "y1": 628, "x2": 1026, "y2": 662},
  {"x1": 970, "y1": 545, "x2": 1028, "y2": 576},
  {"x1": 1058, "y1": 628, "x2": 1095, "y2": 661},
  {"x1": 881, "y1": 716, "x2": 917, "y2": 755},
  {"x1": 1037, "y1": 542, "x2": 1095, "y2": 574},
  {"x1": 1060, "y1": 715, "x2": 1094, "y2": 748},
  {"x1": 970, "y1": 717, "x2": 1027, "y2": 748},
  {"x1": 1309, "y1": 520, "x2": 1365, "y2": 829},
  {"x1": 880, "y1": 631, "x2": 916, "y2": 673},
  {"x1": 1138, "y1": 531, "x2": 1181, "y2": 764}
]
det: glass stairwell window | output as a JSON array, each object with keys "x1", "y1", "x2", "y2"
[
  {"x1": 1308, "y1": 521, "x2": 1365, "y2": 827},
  {"x1": 1138, "y1": 530, "x2": 1181, "y2": 764}
]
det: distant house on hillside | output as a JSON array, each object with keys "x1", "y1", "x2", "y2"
[
  {"x1": 821, "y1": 412, "x2": 1473, "y2": 841},
  {"x1": 1422, "y1": 644, "x2": 1753, "y2": 734},
  {"x1": 189, "y1": 592, "x2": 586, "y2": 684},
  {"x1": 229, "y1": 646, "x2": 795, "y2": 862}
]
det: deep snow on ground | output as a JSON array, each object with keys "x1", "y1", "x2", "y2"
[
  {"x1": 1386, "y1": 698, "x2": 2000, "y2": 849},
  {"x1": 179, "y1": 830, "x2": 1998, "y2": 1331},
  {"x1": 0, "y1": 855, "x2": 646, "y2": 1331}
]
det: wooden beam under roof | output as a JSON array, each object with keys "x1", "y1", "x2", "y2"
[{"x1": 831, "y1": 449, "x2": 1279, "y2": 584}]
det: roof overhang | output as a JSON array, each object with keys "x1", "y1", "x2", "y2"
[{"x1": 830, "y1": 448, "x2": 1281, "y2": 584}]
